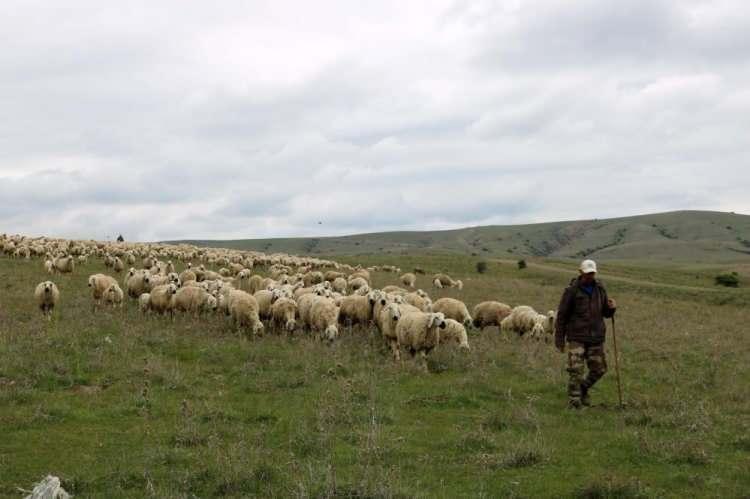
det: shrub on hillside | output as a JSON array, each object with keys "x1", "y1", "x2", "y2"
[
  {"x1": 517, "y1": 259, "x2": 527, "y2": 270},
  {"x1": 715, "y1": 272, "x2": 739, "y2": 288},
  {"x1": 476, "y1": 261, "x2": 488, "y2": 274}
]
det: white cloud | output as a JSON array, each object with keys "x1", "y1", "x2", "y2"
[{"x1": 0, "y1": 0, "x2": 748, "y2": 241}]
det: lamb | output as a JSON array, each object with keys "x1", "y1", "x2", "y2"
[
  {"x1": 148, "y1": 283, "x2": 178, "y2": 316},
  {"x1": 171, "y1": 286, "x2": 216, "y2": 316},
  {"x1": 500, "y1": 306, "x2": 556, "y2": 341},
  {"x1": 138, "y1": 293, "x2": 151, "y2": 313},
  {"x1": 113, "y1": 256, "x2": 125, "y2": 273},
  {"x1": 227, "y1": 289, "x2": 264, "y2": 337},
  {"x1": 104, "y1": 283, "x2": 124, "y2": 308},
  {"x1": 441, "y1": 319, "x2": 470, "y2": 350},
  {"x1": 309, "y1": 296, "x2": 339, "y2": 342},
  {"x1": 88, "y1": 273, "x2": 118, "y2": 310},
  {"x1": 395, "y1": 311, "x2": 447, "y2": 367},
  {"x1": 431, "y1": 298, "x2": 472, "y2": 328},
  {"x1": 271, "y1": 297, "x2": 298, "y2": 333},
  {"x1": 377, "y1": 302, "x2": 402, "y2": 360},
  {"x1": 400, "y1": 273, "x2": 416, "y2": 288},
  {"x1": 34, "y1": 281, "x2": 60, "y2": 320},
  {"x1": 472, "y1": 301, "x2": 513, "y2": 329}
]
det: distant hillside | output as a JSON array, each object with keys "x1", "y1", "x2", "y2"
[{"x1": 170, "y1": 210, "x2": 750, "y2": 262}]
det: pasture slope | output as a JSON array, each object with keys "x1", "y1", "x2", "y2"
[
  {"x1": 173, "y1": 210, "x2": 750, "y2": 262},
  {"x1": 1, "y1": 253, "x2": 750, "y2": 497}
]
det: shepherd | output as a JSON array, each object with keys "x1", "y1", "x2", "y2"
[{"x1": 555, "y1": 259, "x2": 617, "y2": 409}]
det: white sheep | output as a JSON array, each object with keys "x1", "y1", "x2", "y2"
[
  {"x1": 441, "y1": 319, "x2": 470, "y2": 350},
  {"x1": 138, "y1": 293, "x2": 151, "y2": 314},
  {"x1": 395, "y1": 311, "x2": 447, "y2": 367},
  {"x1": 501, "y1": 306, "x2": 556, "y2": 341},
  {"x1": 472, "y1": 301, "x2": 513, "y2": 329},
  {"x1": 172, "y1": 286, "x2": 215, "y2": 316},
  {"x1": 271, "y1": 297, "x2": 298, "y2": 333},
  {"x1": 34, "y1": 281, "x2": 60, "y2": 320},
  {"x1": 148, "y1": 283, "x2": 178, "y2": 316},
  {"x1": 309, "y1": 296, "x2": 339, "y2": 342},
  {"x1": 378, "y1": 302, "x2": 402, "y2": 360},
  {"x1": 227, "y1": 289, "x2": 264, "y2": 337},
  {"x1": 431, "y1": 298, "x2": 472, "y2": 328},
  {"x1": 88, "y1": 273, "x2": 118, "y2": 310},
  {"x1": 400, "y1": 273, "x2": 416, "y2": 288},
  {"x1": 104, "y1": 283, "x2": 124, "y2": 308}
]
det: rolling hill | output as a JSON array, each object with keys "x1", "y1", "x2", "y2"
[{"x1": 171, "y1": 210, "x2": 750, "y2": 262}]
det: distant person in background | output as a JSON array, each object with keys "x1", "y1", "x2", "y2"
[{"x1": 555, "y1": 259, "x2": 617, "y2": 409}]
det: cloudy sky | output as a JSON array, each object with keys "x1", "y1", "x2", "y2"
[{"x1": 2, "y1": 0, "x2": 748, "y2": 241}]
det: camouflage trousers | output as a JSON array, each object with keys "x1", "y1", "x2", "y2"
[{"x1": 567, "y1": 341, "x2": 607, "y2": 402}]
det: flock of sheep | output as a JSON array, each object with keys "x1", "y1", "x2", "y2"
[{"x1": 3, "y1": 233, "x2": 557, "y2": 369}]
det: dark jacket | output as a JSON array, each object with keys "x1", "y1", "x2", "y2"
[{"x1": 555, "y1": 276, "x2": 615, "y2": 348}]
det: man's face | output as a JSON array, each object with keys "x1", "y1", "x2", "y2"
[{"x1": 580, "y1": 271, "x2": 596, "y2": 284}]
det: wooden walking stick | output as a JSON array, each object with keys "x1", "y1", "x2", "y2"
[{"x1": 611, "y1": 315, "x2": 624, "y2": 408}]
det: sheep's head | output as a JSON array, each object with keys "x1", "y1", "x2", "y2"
[
  {"x1": 416, "y1": 289, "x2": 427, "y2": 298},
  {"x1": 285, "y1": 319, "x2": 296, "y2": 332},
  {"x1": 430, "y1": 312, "x2": 447, "y2": 329},
  {"x1": 206, "y1": 295, "x2": 218, "y2": 311},
  {"x1": 385, "y1": 303, "x2": 401, "y2": 322},
  {"x1": 324, "y1": 324, "x2": 338, "y2": 342},
  {"x1": 167, "y1": 284, "x2": 178, "y2": 295},
  {"x1": 44, "y1": 281, "x2": 54, "y2": 293}
]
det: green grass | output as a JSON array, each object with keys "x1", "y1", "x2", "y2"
[{"x1": 1, "y1": 253, "x2": 749, "y2": 497}]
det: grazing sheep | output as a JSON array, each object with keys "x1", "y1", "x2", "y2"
[
  {"x1": 395, "y1": 311, "x2": 447, "y2": 367},
  {"x1": 348, "y1": 276, "x2": 369, "y2": 292},
  {"x1": 441, "y1": 319, "x2": 470, "y2": 350},
  {"x1": 34, "y1": 281, "x2": 60, "y2": 320},
  {"x1": 381, "y1": 285, "x2": 408, "y2": 295},
  {"x1": 138, "y1": 293, "x2": 151, "y2": 313},
  {"x1": 172, "y1": 286, "x2": 215, "y2": 316},
  {"x1": 432, "y1": 273, "x2": 462, "y2": 290},
  {"x1": 431, "y1": 298, "x2": 472, "y2": 328},
  {"x1": 472, "y1": 301, "x2": 513, "y2": 329},
  {"x1": 104, "y1": 283, "x2": 124, "y2": 308},
  {"x1": 331, "y1": 277, "x2": 347, "y2": 294},
  {"x1": 378, "y1": 302, "x2": 402, "y2": 360},
  {"x1": 338, "y1": 291, "x2": 378, "y2": 328},
  {"x1": 228, "y1": 289, "x2": 264, "y2": 337},
  {"x1": 404, "y1": 292, "x2": 433, "y2": 312},
  {"x1": 44, "y1": 259, "x2": 54, "y2": 274},
  {"x1": 400, "y1": 273, "x2": 416, "y2": 288},
  {"x1": 52, "y1": 256, "x2": 75, "y2": 274},
  {"x1": 179, "y1": 269, "x2": 197, "y2": 284},
  {"x1": 501, "y1": 306, "x2": 556, "y2": 341},
  {"x1": 113, "y1": 256, "x2": 125, "y2": 273},
  {"x1": 271, "y1": 297, "x2": 298, "y2": 333},
  {"x1": 309, "y1": 297, "x2": 339, "y2": 342},
  {"x1": 88, "y1": 274, "x2": 118, "y2": 310},
  {"x1": 148, "y1": 283, "x2": 178, "y2": 316}
]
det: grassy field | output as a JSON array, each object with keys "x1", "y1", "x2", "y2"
[
  {"x1": 171, "y1": 210, "x2": 750, "y2": 262},
  {"x1": 1, "y1": 253, "x2": 749, "y2": 498}
]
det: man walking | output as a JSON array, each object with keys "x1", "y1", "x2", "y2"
[{"x1": 555, "y1": 259, "x2": 617, "y2": 408}]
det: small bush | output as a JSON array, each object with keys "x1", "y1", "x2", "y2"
[
  {"x1": 476, "y1": 261, "x2": 488, "y2": 274},
  {"x1": 517, "y1": 259, "x2": 527, "y2": 270},
  {"x1": 715, "y1": 272, "x2": 739, "y2": 287}
]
